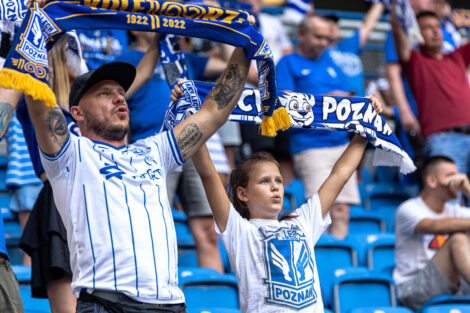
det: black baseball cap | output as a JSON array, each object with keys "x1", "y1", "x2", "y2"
[{"x1": 69, "y1": 62, "x2": 136, "y2": 109}]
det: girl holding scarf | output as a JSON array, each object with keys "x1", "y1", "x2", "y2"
[{"x1": 181, "y1": 82, "x2": 383, "y2": 312}]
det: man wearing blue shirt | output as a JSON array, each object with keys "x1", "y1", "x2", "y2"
[
  {"x1": 276, "y1": 13, "x2": 360, "y2": 239},
  {"x1": 327, "y1": 2, "x2": 385, "y2": 97}
]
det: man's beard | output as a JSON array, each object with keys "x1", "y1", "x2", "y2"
[{"x1": 87, "y1": 114, "x2": 129, "y2": 142}]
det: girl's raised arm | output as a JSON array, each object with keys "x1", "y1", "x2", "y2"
[
  {"x1": 192, "y1": 144, "x2": 231, "y2": 232},
  {"x1": 318, "y1": 96, "x2": 383, "y2": 218}
]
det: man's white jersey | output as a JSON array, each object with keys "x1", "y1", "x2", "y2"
[{"x1": 40, "y1": 130, "x2": 185, "y2": 304}]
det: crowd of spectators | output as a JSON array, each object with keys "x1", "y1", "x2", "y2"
[{"x1": 1, "y1": 0, "x2": 470, "y2": 312}]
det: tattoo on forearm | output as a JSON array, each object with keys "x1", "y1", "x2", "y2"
[
  {"x1": 46, "y1": 107, "x2": 68, "y2": 147},
  {"x1": 209, "y1": 64, "x2": 243, "y2": 110},
  {"x1": 0, "y1": 102, "x2": 13, "y2": 138},
  {"x1": 176, "y1": 123, "x2": 203, "y2": 159}
]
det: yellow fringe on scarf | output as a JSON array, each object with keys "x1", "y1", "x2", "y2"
[
  {"x1": 260, "y1": 106, "x2": 292, "y2": 137},
  {"x1": 0, "y1": 68, "x2": 56, "y2": 108}
]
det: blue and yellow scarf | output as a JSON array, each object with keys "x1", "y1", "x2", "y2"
[
  {"x1": 163, "y1": 81, "x2": 416, "y2": 174},
  {"x1": 0, "y1": 0, "x2": 289, "y2": 135}
]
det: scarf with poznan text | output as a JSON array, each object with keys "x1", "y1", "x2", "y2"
[{"x1": 163, "y1": 81, "x2": 416, "y2": 174}]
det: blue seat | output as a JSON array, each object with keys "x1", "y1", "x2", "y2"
[
  {"x1": 0, "y1": 193, "x2": 11, "y2": 220},
  {"x1": 172, "y1": 209, "x2": 192, "y2": 239},
  {"x1": 0, "y1": 168, "x2": 7, "y2": 192},
  {"x1": 360, "y1": 183, "x2": 410, "y2": 210},
  {"x1": 12, "y1": 265, "x2": 31, "y2": 283},
  {"x1": 375, "y1": 167, "x2": 400, "y2": 183},
  {"x1": 178, "y1": 235, "x2": 198, "y2": 268},
  {"x1": 365, "y1": 233, "x2": 395, "y2": 273},
  {"x1": 19, "y1": 286, "x2": 51, "y2": 313},
  {"x1": 417, "y1": 295, "x2": 470, "y2": 313},
  {"x1": 281, "y1": 179, "x2": 305, "y2": 216},
  {"x1": 4, "y1": 221, "x2": 22, "y2": 245},
  {"x1": 187, "y1": 308, "x2": 241, "y2": 313},
  {"x1": 350, "y1": 306, "x2": 413, "y2": 313},
  {"x1": 349, "y1": 208, "x2": 386, "y2": 234},
  {"x1": 179, "y1": 268, "x2": 239, "y2": 310},
  {"x1": 332, "y1": 267, "x2": 397, "y2": 313},
  {"x1": 359, "y1": 183, "x2": 411, "y2": 231},
  {"x1": 4, "y1": 221, "x2": 25, "y2": 264},
  {"x1": 315, "y1": 234, "x2": 359, "y2": 307},
  {"x1": 422, "y1": 304, "x2": 470, "y2": 313},
  {"x1": 0, "y1": 155, "x2": 8, "y2": 167}
]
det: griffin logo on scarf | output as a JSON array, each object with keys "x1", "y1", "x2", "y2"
[{"x1": 16, "y1": 7, "x2": 58, "y2": 66}]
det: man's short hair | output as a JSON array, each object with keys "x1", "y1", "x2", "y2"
[
  {"x1": 419, "y1": 155, "x2": 455, "y2": 188},
  {"x1": 299, "y1": 13, "x2": 330, "y2": 32},
  {"x1": 416, "y1": 10, "x2": 440, "y2": 22}
]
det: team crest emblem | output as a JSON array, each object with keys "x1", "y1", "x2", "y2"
[
  {"x1": 17, "y1": 8, "x2": 59, "y2": 66},
  {"x1": 260, "y1": 225, "x2": 316, "y2": 310}
]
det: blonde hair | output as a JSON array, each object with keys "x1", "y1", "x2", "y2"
[{"x1": 48, "y1": 36, "x2": 72, "y2": 111}]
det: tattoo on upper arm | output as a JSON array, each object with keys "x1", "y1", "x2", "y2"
[
  {"x1": 46, "y1": 107, "x2": 68, "y2": 147},
  {"x1": 176, "y1": 122, "x2": 203, "y2": 159},
  {"x1": 209, "y1": 64, "x2": 243, "y2": 110},
  {"x1": 0, "y1": 102, "x2": 13, "y2": 138}
]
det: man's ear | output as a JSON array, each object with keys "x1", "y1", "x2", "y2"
[
  {"x1": 70, "y1": 106, "x2": 84, "y2": 123},
  {"x1": 426, "y1": 174, "x2": 437, "y2": 189},
  {"x1": 237, "y1": 186, "x2": 248, "y2": 203}
]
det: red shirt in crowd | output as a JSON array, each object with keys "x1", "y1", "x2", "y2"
[{"x1": 402, "y1": 42, "x2": 470, "y2": 139}]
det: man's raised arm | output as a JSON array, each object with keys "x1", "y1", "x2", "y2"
[
  {"x1": 391, "y1": 2, "x2": 413, "y2": 63},
  {"x1": 0, "y1": 88, "x2": 20, "y2": 138},
  {"x1": 173, "y1": 47, "x2": 250, "y2": 161},
  {"x1": 25, "y1": 95, "x2": 69, "y2": 156}
]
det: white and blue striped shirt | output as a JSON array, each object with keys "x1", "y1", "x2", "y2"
[
  {"x1": 6, "y1": 113, "x2": 41, "y2": 186},
  {"x1": 40, "y1": 130, "x2": 185, "y2": 304}
]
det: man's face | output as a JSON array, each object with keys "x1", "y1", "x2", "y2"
[
  {"x1": 299, "y1": 16, "x2": 332, "y2": 59},
  {"x1": 418, "y1": 16, "x2": 443, "y2": 53},
  {"x1": 430, "y1": 161, "x2": 459, "y2": 200},
  {"x1": 76, "y1": 80, "x2": 129, "y2": 141}
]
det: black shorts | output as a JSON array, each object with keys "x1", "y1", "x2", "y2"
[{"x1": 19, "y1": 180, "x2": 72, "y2": 298}]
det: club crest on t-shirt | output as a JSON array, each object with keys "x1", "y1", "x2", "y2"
[{"x1": 259, "y1": 225, "x2": 316, "y2": 310}]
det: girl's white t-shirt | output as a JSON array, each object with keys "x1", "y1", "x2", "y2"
[{"x1": 217, "y1": 193, "x2": 331, "y2": 313}]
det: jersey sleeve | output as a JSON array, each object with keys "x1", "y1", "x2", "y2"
[
  {"x1": 385, "y1": 31, "x2": 399, "y2": 64},
  {"x1": 292, "y1": 193, "x2": 331, "y2": 245},
  {"x1": 337, "y1": 30, "x2": 361, "y2": 54},
  {"x1": 39, "y1": 134, "x2": 76, "y2": 180},
  {"x1": 145, "y1": 130, "x2": 184, "y2": 176}
]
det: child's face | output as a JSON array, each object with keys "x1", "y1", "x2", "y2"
[{"x1": 237, "y1": 161, "x2": 284, "y2": 220}]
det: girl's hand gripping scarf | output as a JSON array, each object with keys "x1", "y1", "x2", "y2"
[
  {"x1": 0, "y1": 0, "x2": 290, "y2": 136},
  {"x1": 163, "y1": 81, "x2": 416, "y2": 174}
]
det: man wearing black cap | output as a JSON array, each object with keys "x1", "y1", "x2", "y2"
[{"x1": 0, "y1": 45, "x2": 250, "y2": 312}]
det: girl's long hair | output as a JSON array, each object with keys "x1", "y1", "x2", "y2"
[{"x1": 48, "y1": 36, "x2": 72, "y2": 111}]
